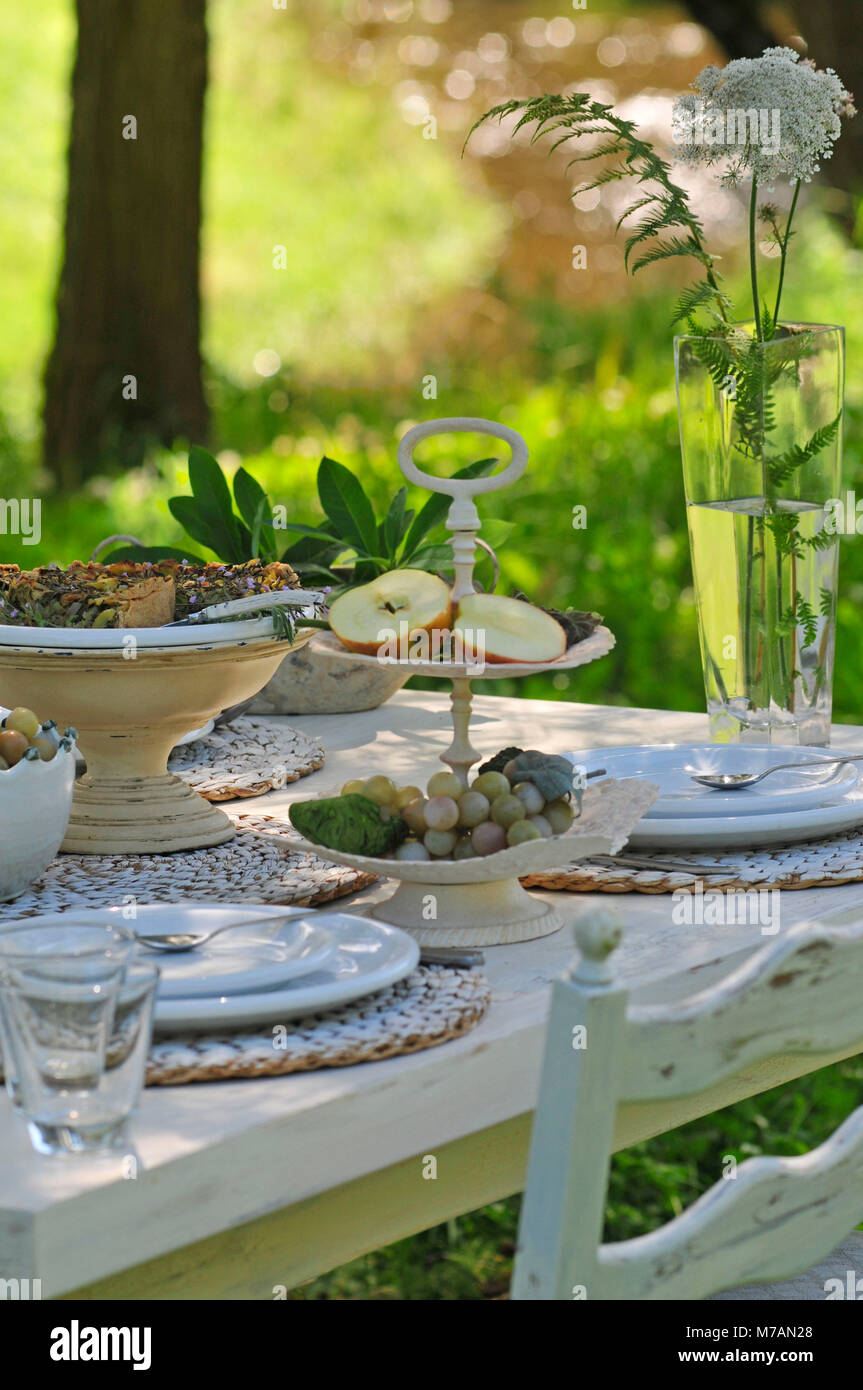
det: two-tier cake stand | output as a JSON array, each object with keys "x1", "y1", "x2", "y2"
[{"x1": 298, "y1": 418, "x2": 623, "y2": 946}]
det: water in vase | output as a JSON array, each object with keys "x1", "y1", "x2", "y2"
[{"x1": 686, "y1": 497, "x2": 838, "y2": 745}]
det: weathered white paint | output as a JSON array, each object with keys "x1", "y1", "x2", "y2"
[{"x1": 514, "y1": 905, "x2": 863, "y2": 1301}]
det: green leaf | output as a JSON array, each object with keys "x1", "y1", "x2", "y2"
[
  {"x1": 317, "y1": 457, "x2": 379, "y2": 557},
  {"x1": 401, "y1": 543, "x2": 454, "y2": 572},
  {"x1": 185, "y1": 447, "x2": 248, "y2": 562},
  {"x1": 233, "y1": 468, "x2": 276, "y2": 560},
  {"x1": 383, "y1": 486, "x2": 409, "y2": 558},
  {"x1": 168, "y1": 496, "x2": 224, "y2": 556},
  {"x1": 479, "y1": 518, "x2": 515, "y2": 549},
  {"x1": 670, "y1": 281, "x2": 728, "y2": 329},
  {"x1": 401, "y1": 457, "x2": 498, "y2": 557},
  {"x1": 767, "y1": 413, "x2": 842, "y2": 486},
  {"x1": 279, "y1": 525, "x2": 339, "y2": 567},
  {"x1": 277, "y1": 522, "x2": 346, "y2": 545}
]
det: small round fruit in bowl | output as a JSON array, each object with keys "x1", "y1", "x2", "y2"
[
  {"x1": 0, "y1": 707, "x2": 77, "y2": 901},
  {"x1": 288, "y1": 749, "x2": 582, "y2": 863}
]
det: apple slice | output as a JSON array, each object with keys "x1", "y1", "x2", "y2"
[
  {"x1": 454, "y1": 593, "x2": 567, "y2": 665},
  {"x1": 329, "y1": 569, "x2": 453, "y2": 656}
]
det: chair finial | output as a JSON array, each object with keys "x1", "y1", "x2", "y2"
[{"x1": 571, "y1": 908, "x2": 623, "y2": 985}]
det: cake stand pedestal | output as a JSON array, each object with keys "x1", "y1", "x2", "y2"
[
  {"x1": 303, "y1": 417, "x2": 620, "y2": 945},
  {"x1": 0, "y1": 632, "x2": 310, "y2": 854}
]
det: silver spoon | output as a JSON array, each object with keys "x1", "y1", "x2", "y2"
[
  {"x1": 691, "y1": 753, "x2": 863, "y2": 792},
  {"x1": 136, "y1": 909, "x2": 305, "y2": 953}
]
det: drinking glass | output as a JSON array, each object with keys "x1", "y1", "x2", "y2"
[
  {"x1": 0, "y1": 919, "x2": 135, "y2": 1112},
  {"x1": 0, "y1": 960, "x2": 158, "y2": 1155}
]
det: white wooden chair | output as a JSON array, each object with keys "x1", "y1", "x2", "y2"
[{"x1": 512, "y1": 907, "x2": 863, "y2": 1301}]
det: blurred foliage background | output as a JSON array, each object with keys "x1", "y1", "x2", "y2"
[
  {"x1": 2, "y1": 0, "x2": 863, "y2": 1299},
  {"x1": 3, "y1": 0, "x2": 862, "y2": 718}
]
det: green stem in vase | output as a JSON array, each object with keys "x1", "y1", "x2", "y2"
[
  {"x1": 772, "y1": 180, "x2": 801, "y2": 331},
  {"x1": 749, "y1": 177, "x2": 763, "y2": 343}
]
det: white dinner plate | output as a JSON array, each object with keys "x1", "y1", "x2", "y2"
[
  {"x1": 130, "y1": 904, "x2": 334, "y2": 998},
  {"x1": 566, "y1": 744, "x2": 859, "y2": 819},
  {"x1": 624, "y1": 790, "x2": 863, "y2": 851},
  {"x1": 152, "y1": 913, "x2": 419, "y2": 1031},
  {"x1": 3, "y1": 905, "x2": 335, "y2": 999}
]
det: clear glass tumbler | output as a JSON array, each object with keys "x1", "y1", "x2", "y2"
[
  {"x1": 0, "y1": 919, "x2": 135, "y2": 1113},
  {"x1": 0, "y1": 959, "x2": 158, "y2": 1155}
]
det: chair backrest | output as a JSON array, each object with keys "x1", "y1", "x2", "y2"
[{"x1": 512, "y1": 906, "x2": 863, "y2": 1301}]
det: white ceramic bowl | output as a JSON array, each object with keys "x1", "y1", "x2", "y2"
[{"x1": 0, "y1": 742, "x2": 77, "y2": 900}]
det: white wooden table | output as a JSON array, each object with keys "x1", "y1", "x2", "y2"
[{"x1": 3, "y1": 690, "x2": 863, "y2": 1300}]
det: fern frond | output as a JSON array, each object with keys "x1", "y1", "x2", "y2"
[{"x1": 767, "y1": 413, "x2": 842, "y2": 486}]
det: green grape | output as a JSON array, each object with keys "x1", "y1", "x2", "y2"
[
  {"x1": 393, "y1": 840, "x2": 431, "y2": 861},
  {"x1": 471, "y1": 771, "x2": 510, "y2": 802},
  {"x1": 426, "y1": 770, "x2": 464, "y2": 799},
  {"x1": 513, "y1": 781, "x2": 544, "y2": 816},
  {"x1": 452, "y1": 837, "x2": 477, "y2": 860},
  {"x1": 424, "y1": 796, "x2": 459, "y2": 831},
  {"x1": 490, "y1": 794, "x2": 527, "y2": 829},
  {"x1": 402, "y1": 798, "x2": 428, "y2": 834},
  {"x1": 394, "y1": 785, "x2": 423, "y2": 810},
  {"x1": 545, "y1": 798, "x2": 575, "y2": 833},
  {"x1": 341, "y1": 779, "x2": 365, "y2": 796},
  {"x1": 471, "y1": 821, "x2": 507, "y2": 855},
  {"x1": 507, "y1": 820, "x2": 542, "y2": 847},
  {"x1": 456, "y1": 790, "x2": 490, "y2": 828},
  {"x1": 424, "y1": 828, "x2": 458, "y2": 857},
  {"x1": 362, "y1": 776, "x2": 397, "y2": 806},
  {"x1": 529, "y1": 813, "x2": 553, "y2": 838}
]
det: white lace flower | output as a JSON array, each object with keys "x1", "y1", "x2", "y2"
[{"x1": 671, "y1": 46, "x2": 855, "y2": 187}]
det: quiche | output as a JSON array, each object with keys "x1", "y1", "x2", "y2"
[
  {"x1": 0, "y1": 562, "x2": 175, "y2": 629},
  {"x1": 0, "y1": 559, "x2": 301, "y2": 629}
]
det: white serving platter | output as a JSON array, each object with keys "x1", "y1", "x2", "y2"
[{"x1": 566, "y1": 744, "x2": 860, "y2": 819}]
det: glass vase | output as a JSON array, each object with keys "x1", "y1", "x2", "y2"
[{"x1": 675, "y1": 322, "x2": 844, "y2": 746}]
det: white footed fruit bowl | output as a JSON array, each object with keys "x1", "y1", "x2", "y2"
[
  {"x1": 0, "y1": 741, "x2": 77, "y2": 900},
  {"x1": 291, "y1": 778, "x2": 657, "y2": 946}
]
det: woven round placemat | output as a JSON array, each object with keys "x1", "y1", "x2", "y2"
[
  {"x1": 0, "y1": 815, "x2": 375, "y2": 919},
  {"x1": 521, "y1": 827, "x2": 863, "y2": 894},
  {"x1": 169, "y1": 716, "x2": 324, "y2": 801},
  {"x1": 145, "y1": 964, "x2": 491, "y2": 1085}
]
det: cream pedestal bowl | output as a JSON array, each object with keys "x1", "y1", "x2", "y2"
[
  {"x1": 291, "y1": 826, "x2": 615, "y2": 947},
  {"x1": 0, "y1": 629, "x2": 305, "y2": 854}
]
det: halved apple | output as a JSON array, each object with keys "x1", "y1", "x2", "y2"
[
  {"x1": 329, "y1": 569, "x2": 453, "y2": 656},
  {"x1": 454, "y1": 593, "x2": 567, "y2": 665}
]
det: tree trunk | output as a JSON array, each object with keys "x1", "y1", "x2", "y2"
[
  {"x1": 785, "y1": 1, "x2": 863, "y2": 202},
  {"x1": 43, "y1": 0, "x2": 208, "y2": 489}
]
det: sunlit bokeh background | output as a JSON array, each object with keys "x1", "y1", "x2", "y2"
[{"x1": 1, "y1": 0, "x2": 861, "y2": 718}]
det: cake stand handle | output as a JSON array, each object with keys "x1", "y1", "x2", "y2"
[
  {"x1": 397, "y1": 417, "x2": 529, "y2": 601},
  {"x1": 442, "y1": 677, "x2": 479, "y2": 787}
]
